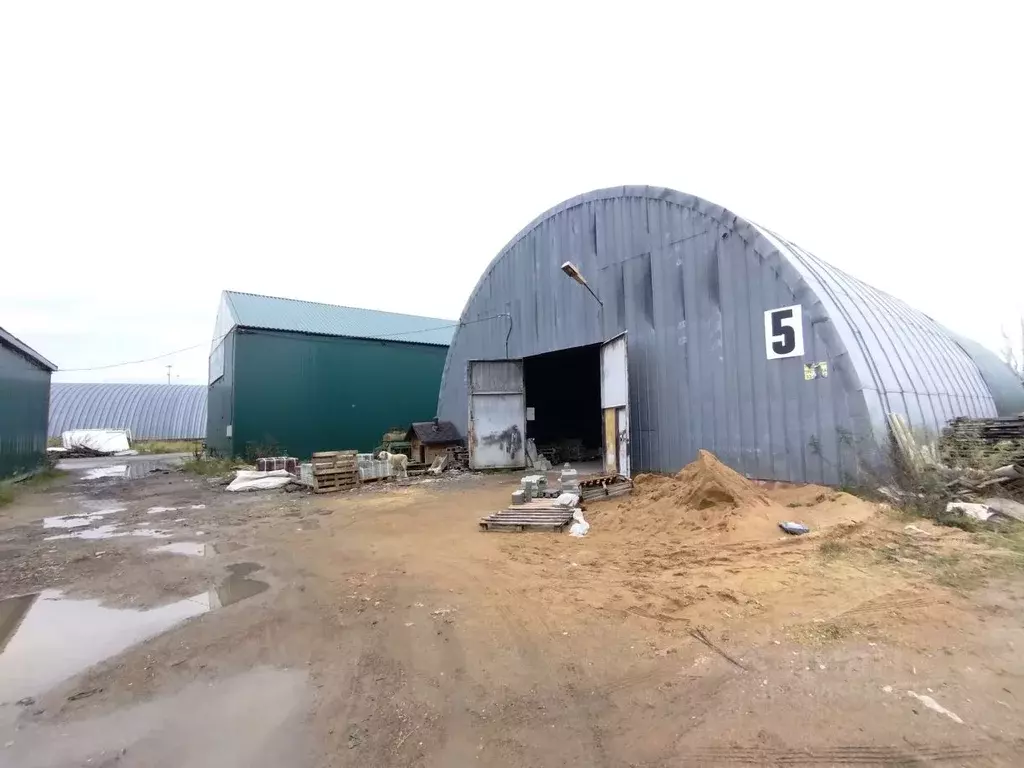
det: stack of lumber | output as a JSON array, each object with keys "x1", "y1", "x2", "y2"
[
  {"x1": 944, "y1": 464, "x2": 1024, "y2": 502},
  {"x1": 311, "y1": 450, "x2": 360, "y2": 493},
  {"x1": 479, "y1": 500, "x2": 575, "y2": 532},
  {"x1": 579, "y1": 473, "x2": 633, "y2": 502},
  {"x1": 940, "y1": 416, "x2": 1024, "y2": 470}
]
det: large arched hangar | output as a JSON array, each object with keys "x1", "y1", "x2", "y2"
[{"x1": 436, "y1": 186, "x2": 1024, "y2": 484}]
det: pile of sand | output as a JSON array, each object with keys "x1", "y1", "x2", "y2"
[
  {"x1": 595, "y1": 451, "x2": 772, "y2": 536},
  {"x1": 590, "y1": 450, "x2": 876, "y2": 541}
]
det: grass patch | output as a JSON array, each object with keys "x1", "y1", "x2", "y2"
[
  {"x1": 135, "y1": 440, "x2": 202, "y2": 455},
  {"x1": 928, "y1": 554, "x2": 986, "y2": 590},
  {"x1": 984, "y1": 525, "x2": 1024, "y2": 556},
  {"x1": 18, "y1": 467, "x2": 67, "y2": 489},
  {"x1": 0, "y1": 467, "x2": 67, "y2": 508},
  {"x1": 819, "y1": 540, "x2": 849, "y2": 559},
  {"x1": 788, "y1": 620, "x2": 852, "y2": 646},
  {"x1": 181, "y1": 456, "x2": 237, "y2": 477}
]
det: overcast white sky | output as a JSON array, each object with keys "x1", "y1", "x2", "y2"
[{"x1": 2, "y1": 2, "x2": 1021, "y2": 385}]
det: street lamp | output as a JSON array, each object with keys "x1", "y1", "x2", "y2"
[{"x1": 560, "y1": 261, "x2": 603, "y2": 306}]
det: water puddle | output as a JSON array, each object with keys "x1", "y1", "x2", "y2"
[
  {"x1": 0, "y1": 564, "x2": 268, "y2": 703},
  {"x1": 79, "y1": 459, "x2": 183, "y2": 482},
  {"x1": 0, "y1": 590, "x2": 210, "y2": 704},
  {"x1": 45, "y1": 525, "x2": 171, "y2": 541},
  {"x1": 146, "y1": 506, "x2": 179, "y2": 514},
  {"x1": 216, "y1": 563, "x2": 268, "y2": 606},
  {"x1": 42, "y1": 508, "x2": 122, "y2": 529},
  {"x1": 83, "y1": 466, "x2": 129, "y2": 480},
  {"x1": 127, "y1": 460, "x2": 180, "y2": 479},
  {"x1": 149, "y1": 542, "x2": 214, "y2": 557}
]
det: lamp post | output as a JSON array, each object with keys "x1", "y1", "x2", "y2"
[{"x1": 560, "y1": 261, "x2": 603, "y2": 306}]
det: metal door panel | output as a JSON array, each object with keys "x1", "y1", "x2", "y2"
[
  {"x1": 601, "y1": 334, "x2": 630, "y2": 476},
  {"x1": 468, "y1": 360, "x2": 526, "y2": 469}
]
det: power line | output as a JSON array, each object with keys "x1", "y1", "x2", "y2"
[
  {"x1": 56, "y1": 314, "x2": 511, "y2": 373},
  {"x1": 58, "y1": 338, "x2": 220, "y2": 372}
]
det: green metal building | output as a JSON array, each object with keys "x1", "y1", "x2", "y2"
[
  {"x1": 0, "y1": 327, "x2": 57, "y2": 479},
  {"x1": 206, "y1": 291, "x2": 454, "y2": 459}
]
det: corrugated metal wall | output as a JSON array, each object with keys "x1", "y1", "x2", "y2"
[
  {"x1": 49, "y1": 383, "x2": 207, "y2": 440},
  {"x1": 227, "y1": 329, "x2": 448, "y2": 459},
  {"x1": 438, "y1": 186, "x2": 1003, "y2": 484},
  {"x1": 0, "y1": 344, "x2": 52, "y2": 478},
  {"x1": 206, "y1": 329, "x2": 236, "y2": 456}
]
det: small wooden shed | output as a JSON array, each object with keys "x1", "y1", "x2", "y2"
[{"x1": 406, "y1": 419, "x2": 461, "y2": 464}]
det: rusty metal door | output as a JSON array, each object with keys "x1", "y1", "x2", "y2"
[
  {"x1": 600, "y1": 334, "x2": 630, "y2": 477},
  {"x1": 468, "y1": 360, "x2": 526, "y2": 469}
]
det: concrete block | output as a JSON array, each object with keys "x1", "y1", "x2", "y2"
[{"x1": 511, "y1": 489, "x2": 526, "y2": 504}]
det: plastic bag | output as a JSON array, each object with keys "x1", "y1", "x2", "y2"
[
  {"x1": 226, "y1": 469, "x2": 293, "y2": 492},
  {"x1": 568, "y1": 509, "x2": 590, "y2": 537}
]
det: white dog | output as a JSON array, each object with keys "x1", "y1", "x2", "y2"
[{"x1": 377, "y1": 450, "x2": 409, "y2": 479}]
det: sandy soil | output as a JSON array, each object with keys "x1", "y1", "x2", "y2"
[{"x1": 2, "y1": 461, "x2": 1024, "y2": 767}]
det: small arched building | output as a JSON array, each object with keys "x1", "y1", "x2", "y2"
[{"x1": 436, "y1": 186, "x2": 1024, "y2": 484}]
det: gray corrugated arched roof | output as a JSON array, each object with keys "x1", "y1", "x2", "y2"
[
  {"x1": 437, "y1": 185, "x2": 1018, "y2": 483},
  {"x1": 49, "y1": 383, "x2": 207, "y2": 440}
]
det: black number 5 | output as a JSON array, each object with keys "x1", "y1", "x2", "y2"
[{"x1": 771, "y1": 309, "x2": 795, "y2": 354}]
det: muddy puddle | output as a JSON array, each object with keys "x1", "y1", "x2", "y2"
[
  {"x1": 42, "y1": 508, "x2": 124, "y2": 529},
  {"x1": 80, "y1": 460, "x2": 182, "y2": 482},
  {"x1": 0, "y1": 564, "x2": 268, "y2": 704},
  {"x1": 149, "y1": 542, "x2": 215, "y2": 557},
  {"x1": 45, "y1": 525, "x2": 172, "y2": 541}
]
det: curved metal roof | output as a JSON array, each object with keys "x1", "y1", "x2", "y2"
[
  {"x1": 438, "y1": 185, "x2": 1016, "y2": 482},
  {"x1": 49, "y1": 383, "x2": 206, "y2": 440}
]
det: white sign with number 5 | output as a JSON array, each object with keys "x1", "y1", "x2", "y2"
[{"x1": 764, "y1": 305, "x2": 804, "y2": 359}]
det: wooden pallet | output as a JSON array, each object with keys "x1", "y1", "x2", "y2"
[
  {"x1": 479, "y1": 502, "x2": 575, "y2": 532},
  {"x1": 312, "y1": 450, "x2": 360, "y2": 493}
]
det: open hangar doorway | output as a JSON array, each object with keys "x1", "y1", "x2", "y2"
[
  {"x1": 522, "y1": 343, "x2": 603, "y2": 468},
  {"x1": 466, "y1": 335, "x2": 630, "y2": 474}
]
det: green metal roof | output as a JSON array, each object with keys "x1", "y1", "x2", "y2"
[
  {"x1": 223, "y1": 291, "x2": 455, "y2": 347},
  {"x1": 0, "y1": 326, "x2": 57, "y2": 371}
]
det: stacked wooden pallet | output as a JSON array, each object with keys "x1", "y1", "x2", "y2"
[
  {"x1": 579, "y1": 473, "x2": 633, "y2": 502},
  {"x1": 479, "y1": 499, "x2": 575, "y2": 532},
  {"x1": 940, "y1": 416, "x2": 1024, "y2": 470},
  {"x1": 311, "y1": 450, "x2": 360, "y2": 493}
]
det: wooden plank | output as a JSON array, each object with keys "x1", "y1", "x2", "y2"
[
  {"x1": 489, "y1": 512, "x2": 577, "y2": 518},
  {"x1": 313, "y1": 483, "x2": 358, "y2": 492},
  {"x1": 485, "y1": 514, "x2": 573, "y2": 520},
  {"x1": 312, "y1": 476, "x2": 359, "y2": 491},
  {"x1": 484, "y1": 513, "x2": 573, "y2": 520},
  {"x1": 479, "y1": 520, "x2": 569, "y2": 532},
  {"x1": 483, "y1": 514, "x2": 573, "y2": 521},
  {"x1": 482, "y1": 515, "x2": 574, "y2": 523}
]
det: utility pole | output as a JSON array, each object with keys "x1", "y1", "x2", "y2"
[{"x1": 165, "y1": 364, "x2": 172, "y2": 384}]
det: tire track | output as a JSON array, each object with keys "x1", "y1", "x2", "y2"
[{"x1": 673, "y1": 742, "x2": 992, "y2": 765}]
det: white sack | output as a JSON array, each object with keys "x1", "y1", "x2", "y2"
[
  {"x1": 226, "y1": 469, "x2": 293, "y2": 492},
  {"x1": 568, "y1": 509, "x2": 590, "y2": 537}
]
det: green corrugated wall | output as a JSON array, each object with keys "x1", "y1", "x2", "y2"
[
  {"x1": 205, "y1": 330, "x2": 236, "y2": 456},
  {"x1": 0, "y1": 344, "x2": 52, "y2": 479},
  {"x1": 209, "y1": 329, "x2": 449, "y2": 459}
]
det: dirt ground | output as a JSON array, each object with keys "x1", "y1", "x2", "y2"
[{"x1": 2, "y1": 458, "x2": 1024, "y2": 767}]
